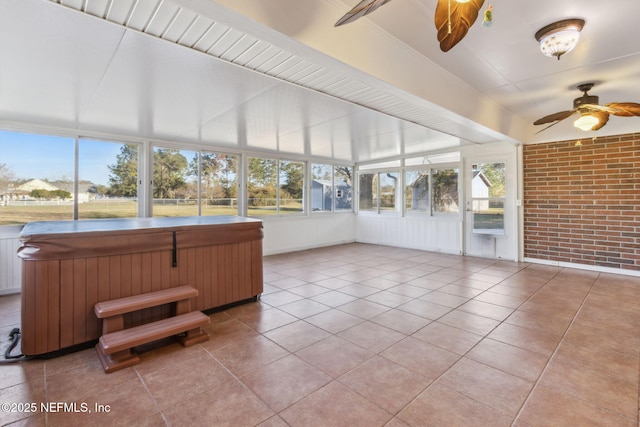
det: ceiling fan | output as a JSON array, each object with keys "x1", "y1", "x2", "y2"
[
  {"x1": 533, "y1": 83, "x2": 640, "y2": 133},
  {"x1": 335, "y1": 0, "x2": 486, "y2": 52}
]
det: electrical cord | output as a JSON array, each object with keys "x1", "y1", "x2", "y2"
[{"x1": 0, "y1": 328, "x2": 32, "y2": 363}]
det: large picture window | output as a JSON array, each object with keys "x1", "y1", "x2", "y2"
[{"x1": 0, "y1": 131, "x2": 144, "y2": 225}]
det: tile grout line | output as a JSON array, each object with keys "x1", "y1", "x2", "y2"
[
  {"x1": 509, "y1": 270, "x2": 600, "y2": 426},
  {"x1": 133, "y1": 367, "x2": 171, "y2": 427}
]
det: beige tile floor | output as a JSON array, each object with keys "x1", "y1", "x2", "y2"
[{"x1": 0, "y1": 243, "x2": 639, "y2": 426}]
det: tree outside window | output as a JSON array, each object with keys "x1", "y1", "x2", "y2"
[
  {"x1": 359, "y1": 173, "x2": 376, "y2": 212},
  {"x1": 247, "y1": 157, "x2": 305, "y2": 216},
  {"x1": 247, "y1": 157, "x2": 278, "y2": 215},
  {"x1": 379, "y1": 172, "x2": 398, "y2": 211},
  {"x1": 358, "y1": 171, "x2": 399, "y2": 213},
  {"x1": 279, "y1": 160, "x2": 304, "y2": 214},
  {"x1": 432, "y1": 168, "x2": 459, "y2": 214},
  {"x1": 190, "y1": 152, "x2": 238, "y2": 215},
  {"x1": 152, "y1": 147, "x2": 197, "y2": 217}
]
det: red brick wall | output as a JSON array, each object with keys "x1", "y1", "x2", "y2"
[{"x1": 523, "y1": 133, "x2": 640, "y2": 271}]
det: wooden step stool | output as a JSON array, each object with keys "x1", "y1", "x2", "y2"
[{"x1": 94, "y1": 286, "x2": 210, "y2": 373}]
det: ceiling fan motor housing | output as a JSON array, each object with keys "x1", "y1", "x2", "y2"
[{"x1": 574, "y1": 94, "x2": 599, "y2": 108}]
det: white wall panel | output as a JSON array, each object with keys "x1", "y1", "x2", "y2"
[
  {"x1": 262, "y1": 214, "x2": 356, "y2": 256},
  {"x1": 356, "y1": 215, "x2": 461, "y2": 254},
  {"x1": 0, "y1": 227, "x2": 22, "y2": 295}
]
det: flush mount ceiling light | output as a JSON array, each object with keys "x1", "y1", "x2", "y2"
[{"x1": 535, "y1": 19, "x2": 585, "y2": 60}]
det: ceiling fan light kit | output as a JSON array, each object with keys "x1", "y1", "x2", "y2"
[
  {"x1": 535, "y1": 19, "x2": 585, "y2": 60},
  {"x1": 574, "y1": 113, "x2": 600, "y2": 131}
]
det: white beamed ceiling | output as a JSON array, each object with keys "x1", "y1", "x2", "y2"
[
  {"x1": 0, "y1": 0, "x2": 513, "y2": 165},
  {"x1": 3, "y1": 0, "x2": 638, "y2": 163}
]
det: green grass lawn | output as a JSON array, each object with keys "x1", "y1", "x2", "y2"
[
  {"x1": 0, "y1": 200, "x2": 303, "y2": 225},
  {"x1": 473, "y1": 210, "x2": 505, "y2": 230}
]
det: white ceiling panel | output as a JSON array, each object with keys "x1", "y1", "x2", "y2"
[
  {"x1": 266, "y1": 56, "x2": 306, "y2": 80},
  {"x1": 104, "y1": 0, "x2": 137, "y2": 25},
  {"x1": 230, "y1": 40, "x2": 273, "y2": 67},
  {"x1": 84, "y1": 0, "x2": 111, "y2": 18},
  {"x1": 143, "y1": 2, "x2": 182, "y2": 37},
  {"x1": 160, "y1": 7, "x2": 199, "y2": 42},
  {"x1": 219, "y1": 34, "x2": 261, "y2": 62},
  {"x1": 126, "y1": 0, "x2": 163, "y2": 31},
  {"x1": 60, "y1": 0, "x2": 83, "y2": 9},
  {"x1": 281, "y1": 63, "x2": 321, "y2": 83},
  {"x1": 240, "y1": 44, "x2": 281, "y2": 70},
  {"x1": 178, "y1": 15, "x2": 216, "y2": 47},
  {"x1": 252, "y1": 51, "x2": 295, "y2": 75},
  {"x1": 402, "y1": 128, "x2": 466, "y2": 156},
  {"x1": 0, "y1": 1, "x2": 124, "y2": 128},
  {"x1": 302, "y1": 72, "x2": 350, "y2": 93},
  {"x1": 206, "y1": 28, "x2": 249, "y2": 57},
  {"x1": 190, "y1": 21, "x2": 230, "y2": 52}
]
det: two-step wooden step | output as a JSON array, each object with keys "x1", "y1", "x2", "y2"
[{"x1": 94, "y1": 286, "x2": 210, "y2": 373}]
